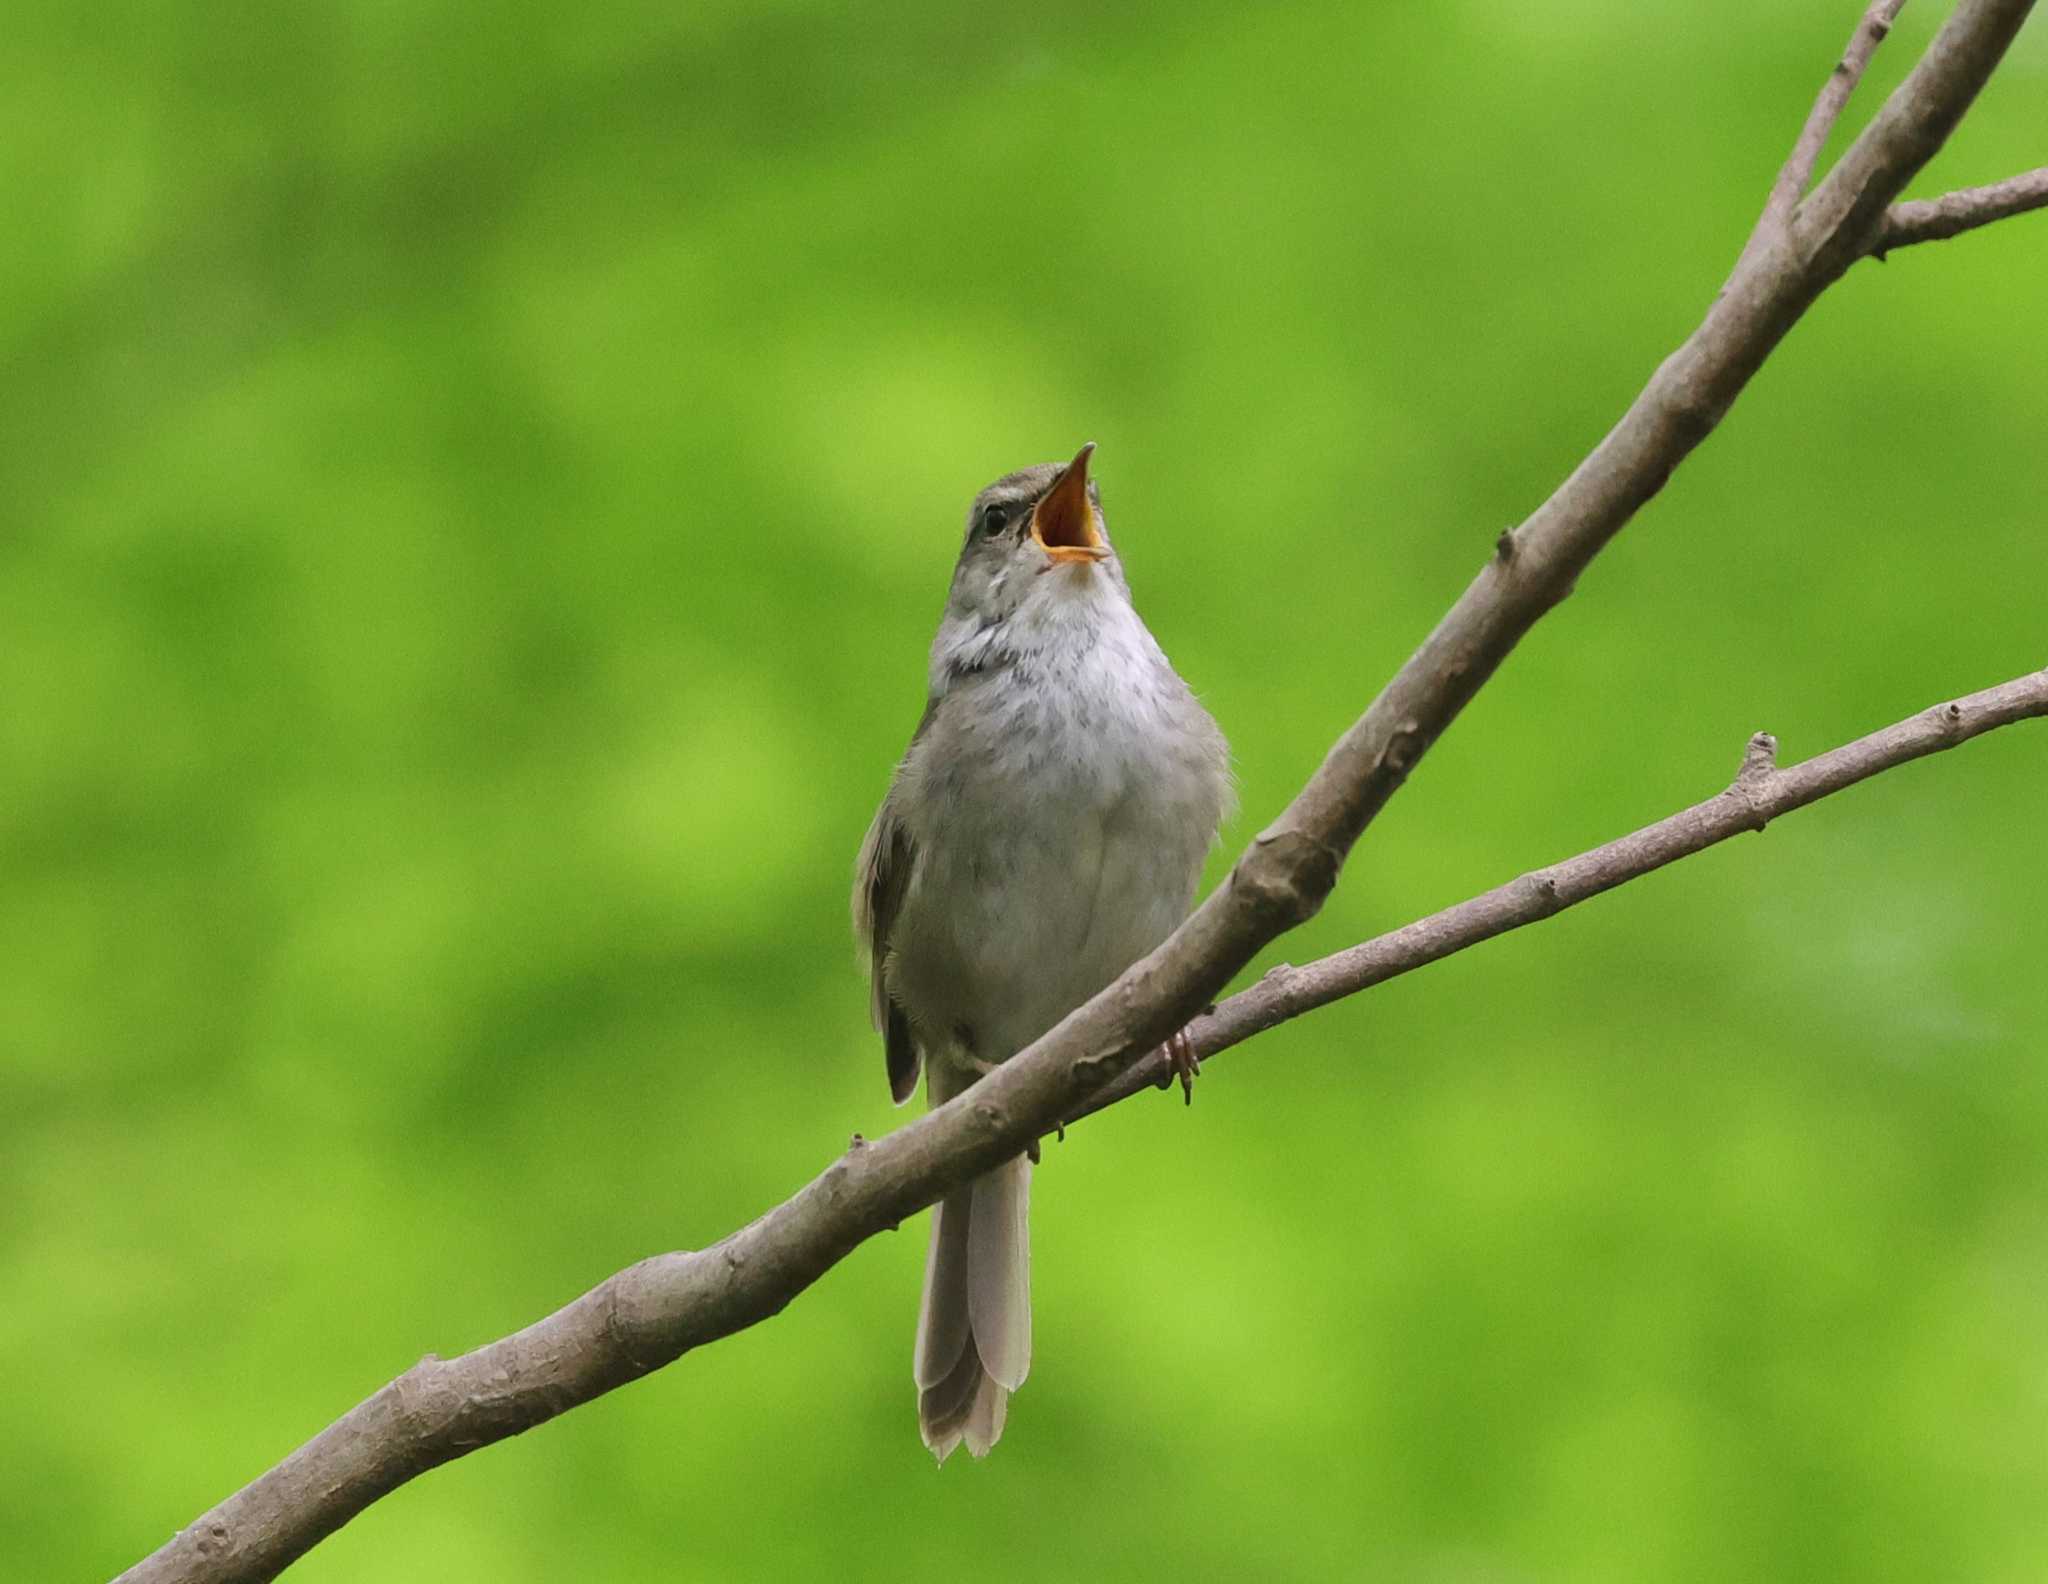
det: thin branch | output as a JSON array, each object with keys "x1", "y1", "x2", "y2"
[
  {"x1": 1071, "y1": 670, "x2": 2048, "y2": 1120},
  {"x1": 1767, "y1": 1, "x2": 1910, "y2": 227},
  {"x1": 1796, "y1": 0, "x2": 2036, "y2": 271},
  {"x1": 117, "y1": 5, "x2": 2044, "y2": 1581},
  {"x1": 1877, "y1": 166, "x2": 2048, "y2": 251}
]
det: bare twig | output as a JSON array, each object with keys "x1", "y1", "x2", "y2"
[
  {"x1": 1878, "y1": 167, "x2": 2048, "y2": 251},
  {"x1": 1794, "y1": 0, "x2": 2035, "y2": 271},
  {"x1": 116, "y1": 6, "x2": 2044, "y2": 1581},
  {"x1": 1766, "y1": 1, "x2": 1910, "y2": 228},
  {"x1": 1072, "y1": 671, "x2": 2048, "y2": 1119}
]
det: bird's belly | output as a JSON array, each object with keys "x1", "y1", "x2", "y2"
[{"x1": 893, "y1": 775, "x2": 1202, "y2": 1069}]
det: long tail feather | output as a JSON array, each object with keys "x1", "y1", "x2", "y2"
[
  {"x1": 967, "y1": 1155, "x2": 1031, "y2": 1391},
  {"x1": 914, "y1": 1156, "x2": 1031, "y2": 1461}
]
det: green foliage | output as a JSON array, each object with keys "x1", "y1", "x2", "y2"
[{"x1": 4, "y1": 4, "x2": 2044, "y2": 1579}]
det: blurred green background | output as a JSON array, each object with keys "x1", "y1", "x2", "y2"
[{"x1": 6, "y1": 2, "x2": 2045, "y2": 1580}]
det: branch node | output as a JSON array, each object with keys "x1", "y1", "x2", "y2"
[
  {"x1": 1729, "y1": 732, "x2": 1779, "y2": 831},
  {"x1": 1737, "y1": 731, "x2": 1779, "y2": 783},
  {"x1": 847, "y1": 1132, "x2": 867, "y2": 1150},
  {"x1": 1232, "y1": 828, "x2": 1341, "y2": 928},
  {"x1": 1495, "y1": 526, "x2": 1517, "y2": 562},
  {"x1": 1378, "y1": 720, "x2": 1426, "y2": 778},
  {"x1": 969, "y1": 1101, "x2": 1008, "y2": 1138}
]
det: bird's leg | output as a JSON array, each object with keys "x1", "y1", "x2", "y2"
[{"x1": 1161, "y1": 1026, "x2": 1202, "y2": 1105}]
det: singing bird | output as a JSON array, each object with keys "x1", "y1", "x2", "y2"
[{"x1": 853, "y1": 444, "x2": 1231, "y2": 1460}]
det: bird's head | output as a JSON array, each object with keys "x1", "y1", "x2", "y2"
[{"x1": 942, "y1": 443, "x2": 1125, "y2": 631}]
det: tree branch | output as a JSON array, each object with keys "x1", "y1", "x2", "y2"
[
  {"x1": 117, "y1": 5, "x2": 2044, "y2": 1581},
  {"x1": 1764, "y1": 1, "x2": 1909, "y2": 230},
  {"x1": 1795, "y1": 0, "x2": 2035, "y2": 273},
  {"x1": 1878, "y1": 166, "x2": 2048, "y2": 251},
  {"x1": 122, "y1": 665, "x2": 2048, "y2": 1584},
  {"x1": 1071, "y1": 670, "x2": 2048, "y2": 1119}
]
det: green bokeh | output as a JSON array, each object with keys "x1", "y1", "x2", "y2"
[{"x1": 6, "y1": 4, "x2": 2045, "y2": 1580}]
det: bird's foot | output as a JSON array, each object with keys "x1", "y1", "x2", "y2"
[{"x1": 1161, "y1": 1026, "x2": 1201, "y2": 1106}]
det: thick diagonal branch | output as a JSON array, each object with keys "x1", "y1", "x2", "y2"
[{"x1": 117, "y1": 5, "x2": 2043, "y2": 1581}]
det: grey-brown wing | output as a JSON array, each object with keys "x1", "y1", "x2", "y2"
[{"x1": 853, "y1": 699, "x2": 938, "y2": 1105}]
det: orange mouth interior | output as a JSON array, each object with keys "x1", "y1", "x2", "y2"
[{"x1": 1031, "y1": 443, "x2": 1109, "y2": 564}]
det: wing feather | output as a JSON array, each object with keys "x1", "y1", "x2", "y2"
[{"x1": 853, "y1": 699, "x2": 939, "y2": 1104}]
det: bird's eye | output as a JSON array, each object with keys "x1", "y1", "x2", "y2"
[{"x1": 981, "y1": 504, "x2": 1010, "y2": 536}]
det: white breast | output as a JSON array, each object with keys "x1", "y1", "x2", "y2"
[{"x1": 889, "y1": 578, "x2": 1229, "y2": 1069}]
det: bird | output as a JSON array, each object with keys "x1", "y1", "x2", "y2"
[{"x1": 852, "y1": 442, "x2": 1232, "y2": 1462}]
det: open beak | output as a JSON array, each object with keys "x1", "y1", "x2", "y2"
[{"x1": 1031, "y1": 442, "x2": 1110, "y2": 566}]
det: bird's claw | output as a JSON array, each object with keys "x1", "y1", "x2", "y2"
[{"x1": 1162, "y1": 1026, "x2": 1201, "y2": 1105}]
